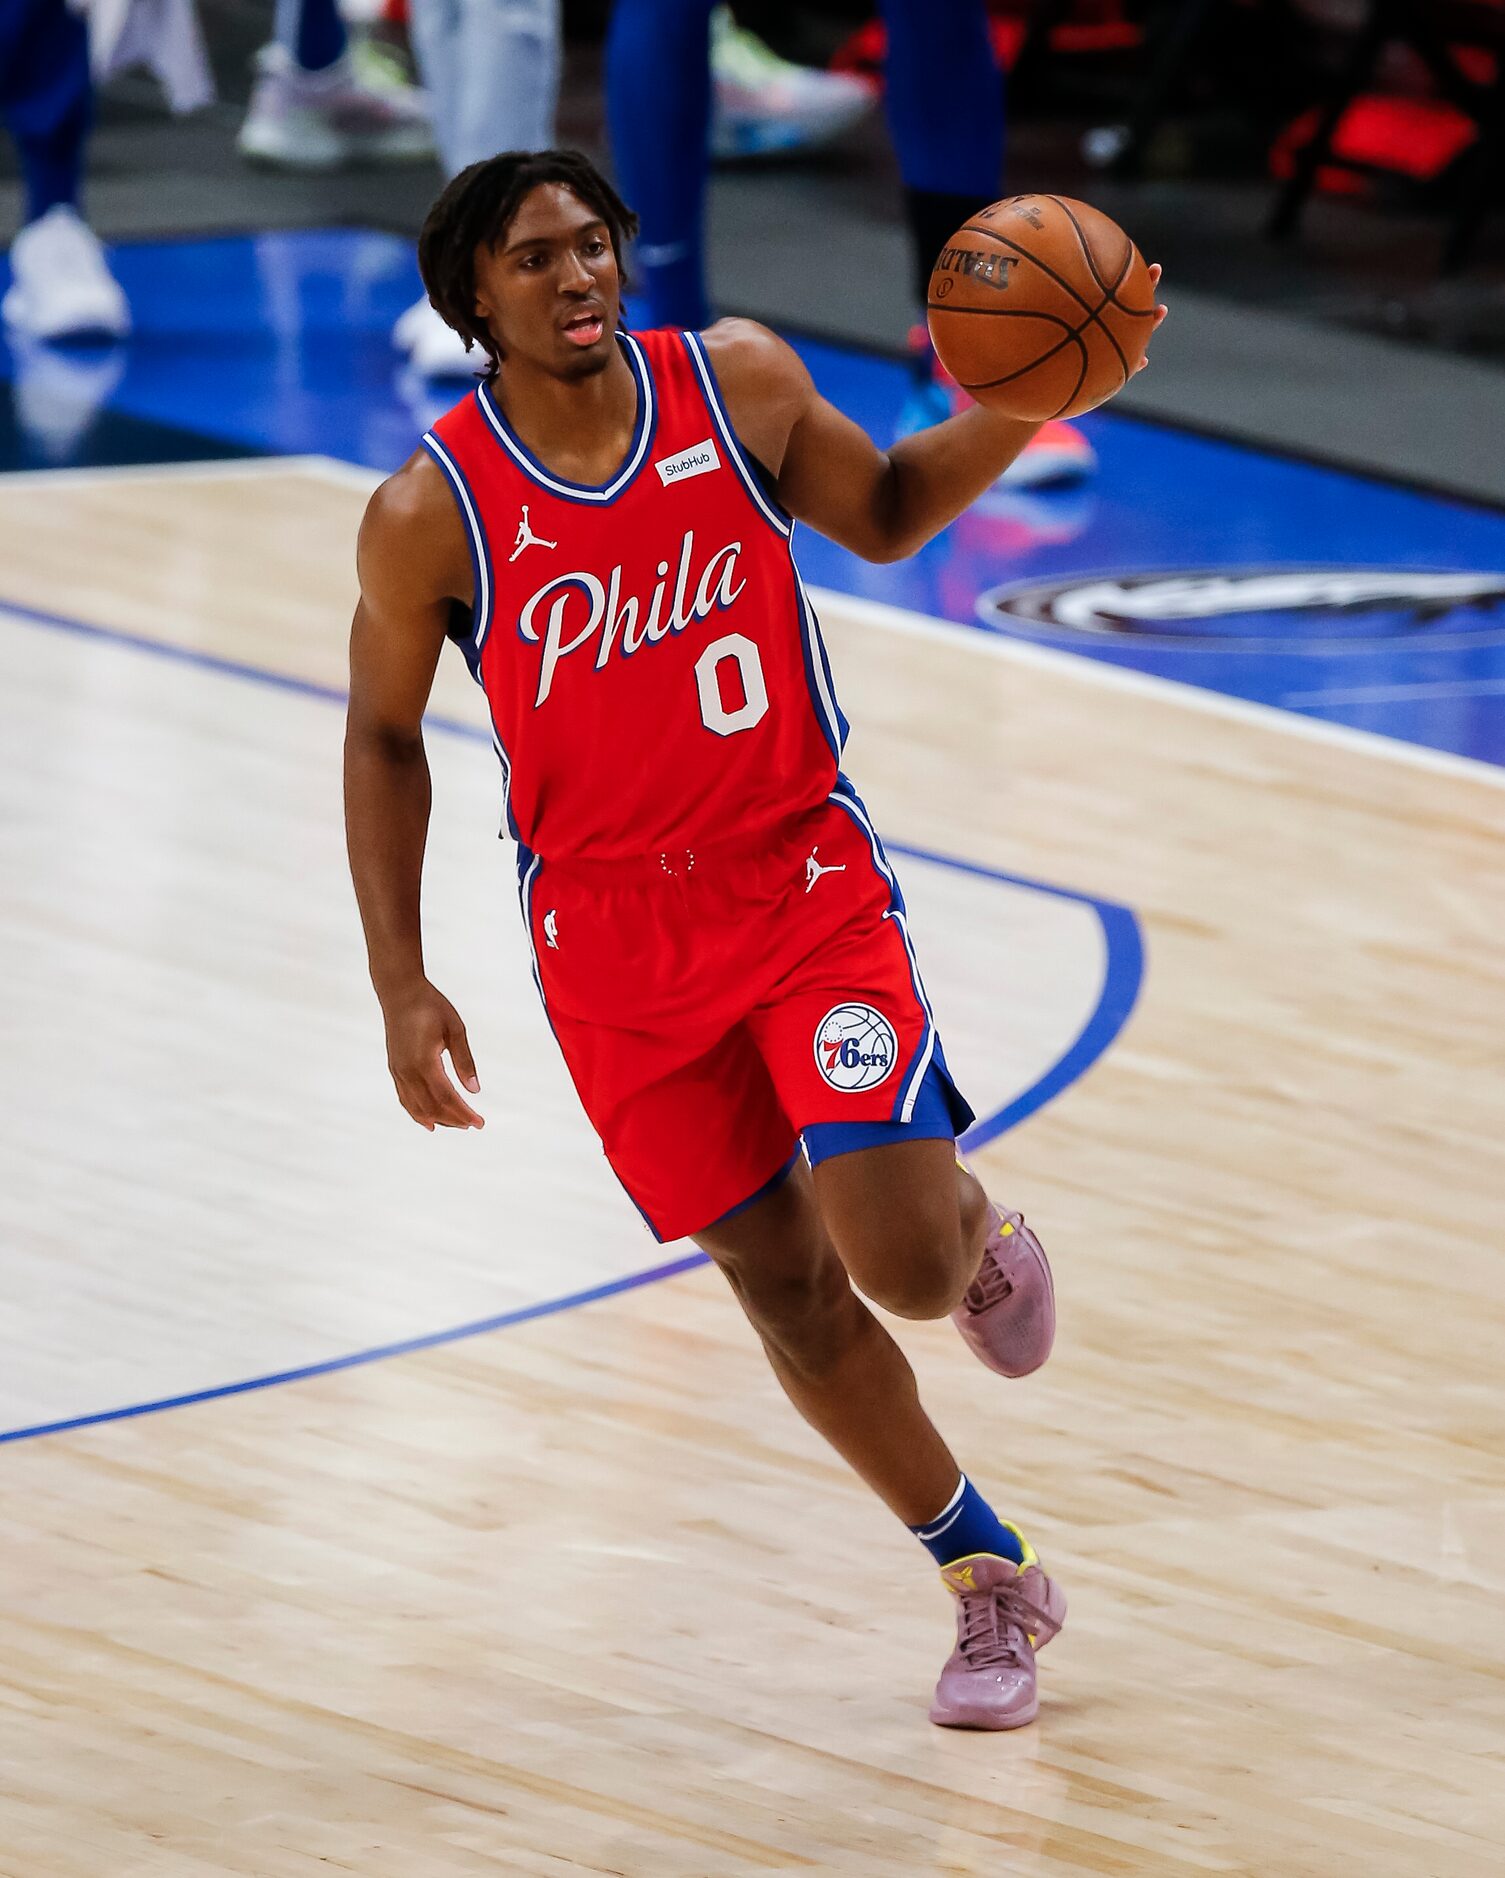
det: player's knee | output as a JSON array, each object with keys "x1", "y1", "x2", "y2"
[
  {"x1": 860, "y1": 1237, "x2": 967, "y2": 1321},
  {"x1": 831, "y1": 1189, "x2": 973, "y2": 1320}
]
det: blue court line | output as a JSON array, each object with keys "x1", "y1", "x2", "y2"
[
  {"x1": 0, "y1": 1255, "x2": 707, "y2": 1447},
  {"x1": 0, "y1": 593, "x2": 1144, "y2": 1448}
]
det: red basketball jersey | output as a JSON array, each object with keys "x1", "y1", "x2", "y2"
[{"x1": 422, "y1": 329, "x2": 849, "y2": 863}]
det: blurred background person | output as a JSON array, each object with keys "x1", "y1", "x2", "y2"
[
  {"x1": 395, "y1": 0, "x2": 877, "y2": 384},
  {"x1": 606, "y1": 0, "x2": 1094, "y2": 488},
  {"x1": 705, "y1": 3, "x2": 874, "y2": 160},
  {"x1": 238, "y1": 0, "x2": 435, "y2": 171},
  {"x1": 1, "y1": 0, "x2": 130, "y2": 342},
  {"x1": 395, "y1": 0, "x2": 563, "y2": 378}
]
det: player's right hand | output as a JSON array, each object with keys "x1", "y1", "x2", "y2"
[{"x1": 381, "y1": 980, "x2": 484, "y2": 1131}]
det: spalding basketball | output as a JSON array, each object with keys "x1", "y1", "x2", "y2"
[{"x1": 927, "y1": 195, "x2": 1155, "y2": 421}]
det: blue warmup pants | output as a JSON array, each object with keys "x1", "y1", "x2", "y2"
[
  {"x1": 606, "y1": 0, "x2": 1004, "y2": 328},
  {"x1": 0, "y1": 0, "x2": 92, "y2": 225},
  {"x1": 274, "y1": 0, "x2": 348, "y2": 72}
]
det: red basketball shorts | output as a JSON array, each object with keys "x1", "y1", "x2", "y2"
[{"x1": 519, "y1": 782, "x2": 973, "y2": 1241}]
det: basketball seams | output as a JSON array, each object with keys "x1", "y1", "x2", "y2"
[
  {"x1": 1086, "y1": 286, "x2": 1130, "y2": 381},
  {"x1": 1053, "y1": 336, "x2": 1090, "y2": 422},
  {"x1": 961, "y1": 211, "x2": 1154, "y2": 325},
  {"x1": 929, "y1": 304, "x2": 1086, "y2": 402},
  {"x1": 957, "y1": 222, "x2": 1098, "y2": 321},
  {"x1": 964, "y1": 329, "x2": 1082, "y2": 393},
  {"x1": 926, "y1": 306, "x2": 1077, "y2": 330},
  {"x1": 1050, "y1": 196, "x2": 1112, "y2": 295},
  {"x1": 956, "y1": 221, "x2": 1130, "y2": 372},
  {"x1": 935, "y1": 200, "x2": 1155, "y2": 417},
  {"x1": 1048, "y1": 195, "x2": 1155, "y2": 318},
  {"x1": 931, "y1": 298, "x2": 1099, "y2": 410}
]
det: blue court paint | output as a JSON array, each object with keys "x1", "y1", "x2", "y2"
[
  {"x1": 4, "y1": 227, "x2": 1504, "y2": 763},
  {"x1": 0, "y1": 592, "x2": 1143, "y2": 1448}
]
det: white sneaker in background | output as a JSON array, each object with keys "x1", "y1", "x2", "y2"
[
  {"x1": 392, "y1": 292, "x2": 433, "y2": 353},
  {"x1": 349, "y1": 29, "x2": 427, "y2": 106},
  {"x1": 7, "y1": 330, "x2": 127, "y2": 461},
  {"x1": 404, "y1": 298, "x2": 482, "y2": 381},
  {"x1": 1, "y1": 206, "x2": 131, "y2": 342},
  {"x1": 710, "y1": 7, "x2": 875, "y2": 161},
  {"x1": 237, "y1": 43, "x2": 434, "y2": 170}
]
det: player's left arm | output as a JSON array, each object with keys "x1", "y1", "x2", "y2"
[{"x1": 703, "y1": 274, "x2": 1163, "y2": 563}]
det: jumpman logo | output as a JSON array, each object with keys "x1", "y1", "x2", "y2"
[
  {"x1": 510, "y1": 504, "x2": 557, "y2": 564},
  {"x1": 543, "y1": 909, "x2": 559, "y2": 949},
  {"x1": 804, "y1": 847, "x2": 847, "y2": 894}
]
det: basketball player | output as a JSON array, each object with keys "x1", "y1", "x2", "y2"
[{"x1": 345, "y1": 149, "x2": 1163, "y2": 1730}]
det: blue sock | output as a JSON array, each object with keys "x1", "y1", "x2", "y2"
[
  {"x1": 605, "y1": 0, "x2": 715, "y2": 330},
  {"x1": 910, "y1": 1474, "x2": 1026, "y2": 1567},
  {"x1": 274, "y1": 0, "x2": 347, "y2": 73}
]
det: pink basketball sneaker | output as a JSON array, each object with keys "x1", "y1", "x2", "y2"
[
  {"x1": 952, "y1": 1197, "x2": 1056, "y2": 1378},
  {"x1": 930, "y1": 1545, "x2": 1067, "y2": 1730}
]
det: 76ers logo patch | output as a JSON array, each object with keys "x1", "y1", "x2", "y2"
[{"x1": 814, "y1": 1003, "x2": 898, "y2": 1093}]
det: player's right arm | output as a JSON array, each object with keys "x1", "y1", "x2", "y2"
[{"x1": 344, "y1": 454, "x2": 484, "y2": 1132}]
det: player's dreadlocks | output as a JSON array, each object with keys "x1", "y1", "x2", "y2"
[{"x1": 418, "y1": 149, "x2": 639, "y2": 378}]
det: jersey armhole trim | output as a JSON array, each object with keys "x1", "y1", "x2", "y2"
[
  {"x1": 827, "y1": 780, "x2": 939, "y2": 1124},
  {"x1": 680, "y1": 330, "x2": 794, "y2": 540},
  {"x1": 421, "y1": 431, "x2": 494, "y2": 656}
]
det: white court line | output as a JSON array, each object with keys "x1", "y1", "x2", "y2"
[
  {"x1": 0, "y1": 456, "x2": 318, "y2": 490},
  {"x1": 4, "y1": 453, "x2": 1503, "y2": 791},
  {"x1": 1283, "y1": 678, "x2": 1505, "y2": 707},
  {"x1": 811, "y1": 586, "x2": 1505, "y2": 793}
]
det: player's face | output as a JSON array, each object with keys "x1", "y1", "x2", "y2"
[{"x1": 474, "y1": 184, "x2": 622, "y2": 380}]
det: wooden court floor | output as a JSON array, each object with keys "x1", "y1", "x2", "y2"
[{"x1": 0, "y1": 460, "x2": 1502, "y2": 1877}]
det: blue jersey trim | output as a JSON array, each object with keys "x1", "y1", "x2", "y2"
[
  {"x1": 420, "y1": 430, "x2": 493, "y2": 657},
  {"x1": 805, "y1": 1060, "x2": 972, "y2": 1166},
  {"x1": 475, "y1": 332, "x2": 656, "y2": 504},
  {"x1": 794, "y1": 569, "x2": 850, "y2": 760},
  {"x1": 420, "y1": 432, "x2": 515, "y2": 834},
  {"x1": 516, "y1": 845, "x2": 550, "y2": 1013},
  {"x1": 679, "y1": 330, "x2": 794, "y2": 540},
  {"x1": 827, "y1": 778, "x2": 941, "y2": 1124},
  {"x1": 704, "y1": 1143, "x2": 804, "y2": 1234}
]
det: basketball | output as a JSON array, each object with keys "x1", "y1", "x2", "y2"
[{"x1": 927, "y1": 195, "x2": 1155, "y2": 421}]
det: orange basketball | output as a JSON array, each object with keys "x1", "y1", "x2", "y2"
[{"x1": 927, "y1": 195, "x2": 1155, "y2": 421}]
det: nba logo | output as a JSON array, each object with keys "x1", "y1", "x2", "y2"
[{"x1": 813, "y1": 1003, "x2": 897, "y2": 1092}]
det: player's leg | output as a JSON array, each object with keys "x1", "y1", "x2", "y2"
[
  {"x1": 569, "y1": 1003, "x2": 1010, "y2": 1526},
  {"x1": 605, "y1": 0, "x2": 717, "y2": 330},
  {"x1": 528, "y1": 854, "x2": 1061, "y2": 1727},
  {"x1": 695, "y1": 1153, "x2": 964, "y2": 1523},
  {"x1": 274, "y1": 0, "x2": 349, "y2": 73},
  {"x1": 814, "y1": 1127, "x2": 1056, "y2": 1380},
  {"x1": 401, "y1": 0, "x2": 560, "y2": 377},
  {"x1": 881, "y1": 0, "x2": 1095, "y2": 487},
  {"x1": 0, "y1": 0, "x2": 129, "y2": 343},
  {"x1": 696, "y1": 1146, "x2": 1064, "y2": 1730},
  {"x1": 879, "y1": 0, "x2": 1003, "y2": 310},
  {"x1": 450, "y1": 0, "x2": 560, "y2": 174},
  {"x1": 750, "y1": 784, "x2": 1056, "y2": 1379}
]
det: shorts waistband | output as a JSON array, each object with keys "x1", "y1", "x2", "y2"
[{"x1": 535, "y1": 806, "x2": 827, "y2": 885}]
